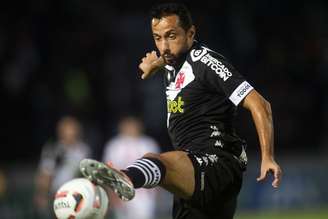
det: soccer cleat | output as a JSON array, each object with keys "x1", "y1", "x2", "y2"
[{"x1": 79, "y1": 159, "x2": 135, "y2": 201}]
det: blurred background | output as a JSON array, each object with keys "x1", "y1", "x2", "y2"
[{"x1": 1, "y1": 0, "x2": 328, "y2": 218}]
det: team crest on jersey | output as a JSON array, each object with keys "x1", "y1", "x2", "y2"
[
  {"x1": 190, "y1": 48, "x2": 207, "y2": 62},
  {"x1": 175, "y1": 72, "x2": 185, "y2": 89}
]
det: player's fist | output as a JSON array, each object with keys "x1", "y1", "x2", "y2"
[{"x1": 139, "y1": 51, "x2": 165, "y2": 79}]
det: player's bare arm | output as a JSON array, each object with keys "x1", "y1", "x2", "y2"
[
  {"x1": 242, "y1": 90, "x2": 282, "y2": 188},
  {"x1": 139, "y1": 51, "x2": 165, "y2": 79}
]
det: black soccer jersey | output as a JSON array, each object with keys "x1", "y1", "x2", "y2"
[{"x1": 164, "y1": 41, "x2": 253, "y2": 158}]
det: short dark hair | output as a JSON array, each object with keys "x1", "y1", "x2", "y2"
[{"x1": 150, "y1": 2, "x2": 193, "y2": 31}]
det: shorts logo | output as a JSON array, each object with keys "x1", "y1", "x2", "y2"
[
  {"x1": 200, "y1": 172, "x2": 205, "y2": 191},
  {"x1": 190, "y1": 48, "x2": 207, "y2": 62},
  {"x1": 175, "y1": 72, "x2": 185, "y2": 89},
  {"x1": 167, "y1": 96, "x2": 184, "y2": 113},
  {"x1": 194, "y1": 154, "x2": 218, "y2": 167},
  {"x1": 239, "y1": 145, "x2": 248, "y2": 164}
]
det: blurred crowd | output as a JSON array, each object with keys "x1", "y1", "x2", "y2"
[
  {"x1": 2, "y1": 0, "x2": 328, "y2": 161},
  {"x1": 2, "y1": 0, "x2": 328, "y2": 163}
]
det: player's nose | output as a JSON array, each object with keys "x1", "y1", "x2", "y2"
[{"x1": 160, "y1": 39, "x2": 169, "y2": 53}]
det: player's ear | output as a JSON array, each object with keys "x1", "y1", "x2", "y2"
[
  {"x1": 188, "y1": 25, "x2": 196, "y2": 39},
  {"x1": 186, "y1": 25, "x2": 196, "y2": 46}
]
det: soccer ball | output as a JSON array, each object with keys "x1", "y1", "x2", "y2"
[{"x1": 53, "y1": 178, "x2": 109, "y2": 219}]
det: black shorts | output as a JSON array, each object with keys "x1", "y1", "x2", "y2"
[{"x1": 172, "y1": 148, "x2": 244, "y2": 219}]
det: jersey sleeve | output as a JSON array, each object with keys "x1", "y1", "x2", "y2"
[{"x1": 198, "y1": 52, "x2": 254, "y2": 106}]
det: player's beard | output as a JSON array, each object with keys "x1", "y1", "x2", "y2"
[
  {"x1": 163, "y1": 52, "x2": 177, "y2": 65},
  {"x1": 163, "y1": 45, "x2": 189, "y2": 66}
]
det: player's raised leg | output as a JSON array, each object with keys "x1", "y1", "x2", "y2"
[{"x1": 80, "y1": 150, "x2": 195, "y2": 200}]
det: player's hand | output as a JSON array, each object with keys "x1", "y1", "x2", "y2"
[
  {"x1": 139, "y1": 51, "x2": 165, "y2": 80},
  {"x1": 257, "y1": 157, "x2": 282, "y2": 188}
]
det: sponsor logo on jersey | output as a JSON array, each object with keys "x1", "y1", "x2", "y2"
[
  {"x1": 190, "y1": 47, "x2": 232, "y2": 81},
  {"x1": 229, "y1": 81, "x2": 253, "y2": 106},
  {"x1": 210, "y1": 125, "x2": 221, "y2": 137},
  {"x1": 190, "y1": 48, "x2": 207, "y2": 61},
  {"x1": 175, "y1": 72, "x2": 185, "y2": 89},
  {"x1": 200, "y1": 53, "x2": 232, "y2": 81},
  {"x1": 237, "y1": 82, "x2": 251, "y2": 98},
  {"x1": 167, "y1": 96, "x2": 184, "y2": 113}
]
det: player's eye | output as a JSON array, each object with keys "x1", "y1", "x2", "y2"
[
  {"x1": 154, "y1": 36, "x2": 161, "y2": 41},
  {"x1": 168, "y1": 34, "x2": 176, "y2": 40}
]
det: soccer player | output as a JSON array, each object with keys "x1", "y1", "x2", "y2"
[
  {"x1": 102, "y1": 116, "x2": 161, "y2": 219},
  {"x1": 35, "y1": 116, "x2": 90, "y2": 219},
  {"x1": 80, "y1": 3, "x2": 282, "y2": 219}
]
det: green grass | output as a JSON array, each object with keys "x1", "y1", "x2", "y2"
[
  {"x1": 235, "y1": 209, "x2": 328, "y2": 219},
  {"x1": 158, "y1": 208, "x2": 328, "y2": 219}
]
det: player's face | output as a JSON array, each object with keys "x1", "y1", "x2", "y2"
[
  {"x1": 57, "y1": 120, "x2": 80, "y2": 145},
  {"x1": 152, "y1": 15, "x2": 195, "y2": 65}
]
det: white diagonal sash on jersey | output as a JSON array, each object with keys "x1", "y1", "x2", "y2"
[{"x1": 166, "y1": 61, "x2": 195, "y2": 127}]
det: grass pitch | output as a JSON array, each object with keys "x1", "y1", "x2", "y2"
[{"x1": 235, "y1": 208, "x2": 328, "y2": 219}]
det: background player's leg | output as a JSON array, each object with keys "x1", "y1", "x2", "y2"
[{"x1": 143, "y1": 151, "x2": 195, "y2": 199}]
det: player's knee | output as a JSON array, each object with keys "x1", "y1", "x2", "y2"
[
  {"x1": 143, "y1": 153, "x2": 168, "y2": 170},
  {"x1": 143, "y1": 152, "x2": 160, "y2": 159},
  {"x1": 156, "y1": 151, "x2": 186, "y2": 174},
  {"x1": 143, "y1": 152, "x2": 181, "y2": 173},
  {"x1": 159, "y1": 151, "x2": 187, "y2": 165}
]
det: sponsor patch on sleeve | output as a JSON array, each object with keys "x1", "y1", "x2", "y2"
[{"x1": 229, "y1": 81, "x2": 254, "y2": 106}]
